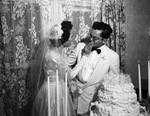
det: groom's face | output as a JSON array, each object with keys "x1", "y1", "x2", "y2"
[{"x1": 91, "y1": 29, "x2": 103, "y2": 48}]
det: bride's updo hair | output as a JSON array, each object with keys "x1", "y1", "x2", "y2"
[
  {"x1": 49, "y1": 24, "x2": 63, "y2": 40},
  {"x1": 60, "y1": 21, "x2": 73, "y2": 44},
  {"x1": 48, "y1": 24, "x2": 63, "y2": 47}
]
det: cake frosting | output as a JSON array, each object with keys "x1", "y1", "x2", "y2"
[{"x1": 90, "y1": 73, "x2": 147, "y2": 116}]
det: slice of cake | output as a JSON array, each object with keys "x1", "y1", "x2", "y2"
[{"x1": 90, "y1": 73, "x2": 147, "y2": 116}]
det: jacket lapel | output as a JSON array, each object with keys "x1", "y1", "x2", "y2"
[{"x1": 81, "y1": 45, "x2": 109, "y2": 90}]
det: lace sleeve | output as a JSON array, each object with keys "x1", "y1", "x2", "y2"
[
  {"x1": 66, "y1": 48, "x2": 77, "y2": 66},
  {"x1": 70, "y1": 55, "x2": 88, "y2": 79}
]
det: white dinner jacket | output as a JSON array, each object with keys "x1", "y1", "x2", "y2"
[{"x1": 75, "y1": 42, "x2": 120, "y2": 114}]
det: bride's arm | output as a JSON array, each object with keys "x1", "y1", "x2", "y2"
[
  {"x1": 67, "y1": 55, "x2": 88, "y2": 80},
  {"x1": 68, "y1": 43, "x2": 92, "y2": 80}
]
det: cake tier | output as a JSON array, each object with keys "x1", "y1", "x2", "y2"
[
  {"x1": 90, "y1": 73, "x2": 147, "y2": 116},
  {"x1": 91, "y1": 101, "x2": 143, "y2": 116},
  {"x1": 98, "y1": 83, "x2": 137, "y2": 106}
]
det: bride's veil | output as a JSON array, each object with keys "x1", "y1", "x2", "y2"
[{"x1": 27, "y1": 24, "x2": 63, "y2": 98}]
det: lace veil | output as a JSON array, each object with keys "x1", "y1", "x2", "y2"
[{"x1": 27, "y1": 24, "x2": 63, "y2": 97}]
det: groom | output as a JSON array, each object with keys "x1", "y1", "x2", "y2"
[{"x1": 68, "y1": 21, "x2": 120, "y2": 116}]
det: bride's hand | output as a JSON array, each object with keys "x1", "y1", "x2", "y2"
[{"x1": 82, "y1": 43, "x2": 92, "y2": 56}]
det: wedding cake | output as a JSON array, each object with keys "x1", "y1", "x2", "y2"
[{"x1": 90, "y1": 73, "x2": 147, "y2": 116}]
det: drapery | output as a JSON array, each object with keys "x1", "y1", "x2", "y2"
[{"x1": 0, "y1": 0, "x2": 126, "y2": 116}]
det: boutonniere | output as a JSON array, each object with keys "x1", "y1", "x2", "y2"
[
  {"x1": 99, "y1": 51, "x2": 106, "y2": 60},
  {"x1": 78, "y1": 88, "x2": 83, "y2": 94}
]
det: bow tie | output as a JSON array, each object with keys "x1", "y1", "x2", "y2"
[{"x1": 91, "y1": 47, "x2": 101, "y2": 54}]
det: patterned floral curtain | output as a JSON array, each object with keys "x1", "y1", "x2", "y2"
[
  {"x1": 0, "y1": 0, "x2": 41, "y2": 116},
  {"x1": 0, "y1": 0, "x2": 126, "y2": 116}
]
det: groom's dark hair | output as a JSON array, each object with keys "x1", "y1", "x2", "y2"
[
  {"x1": 92, "y1": 22, "x2": 112, "y2": 39},
  {"x1": 61, "y1": 21, "x2": 73, "y2": 44}
]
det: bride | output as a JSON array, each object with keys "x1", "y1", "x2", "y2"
[
  {"x1": 24, "y1": 21, "x2": 76, "y2": 116},
  {"x1": 21, "y1": 21, "x2": 90, "y2": 116}
]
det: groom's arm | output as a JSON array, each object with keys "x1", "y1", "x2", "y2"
[{"x1": 110, "y1": 52, "x2": 120, "y2": 74}]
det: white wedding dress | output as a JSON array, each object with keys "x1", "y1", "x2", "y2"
[{"x1": 31, "y1": 49, "x2": 76, "y2": 116}]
